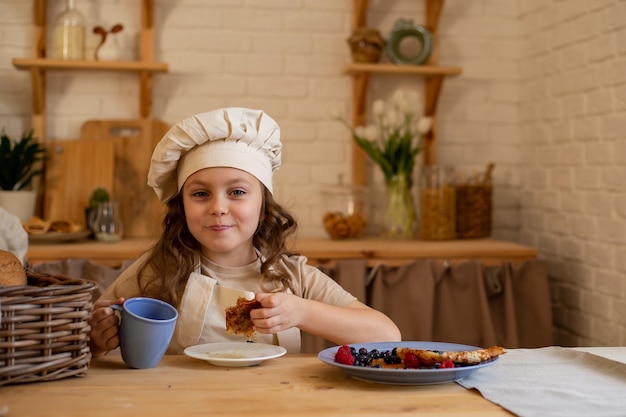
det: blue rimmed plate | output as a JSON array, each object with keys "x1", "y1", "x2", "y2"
[{"x1": 318, "y1": 341, "x2": 500, "y2": 385}]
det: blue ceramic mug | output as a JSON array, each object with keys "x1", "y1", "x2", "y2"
[{"x1": 111, "y1": 297, "x2": 178, "y2": 369}]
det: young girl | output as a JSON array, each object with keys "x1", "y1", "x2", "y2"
[{"x1": 88, "y1": 107, "x2": 401, "y2": 356}]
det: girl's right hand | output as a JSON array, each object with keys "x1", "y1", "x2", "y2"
[{"x1": 88, "y1": 297, "x2": 125, "y2": 357}]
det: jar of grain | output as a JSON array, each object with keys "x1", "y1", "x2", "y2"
[
  {"x1": 419, "y1": 166, "x2": 456, "y2": 240},
  {"x1": 321, "y1": 183, "x2": 368, "y2": 239}
]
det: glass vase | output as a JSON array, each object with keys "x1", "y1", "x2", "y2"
[
  {"x1": 89, "y1": 201, "x2": 124, "y2": 242},
  {"x1": 384, "y1": 173, "x2": 416, "y2": 239}
]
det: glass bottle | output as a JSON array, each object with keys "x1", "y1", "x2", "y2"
[{"x1": 53, "y1": 0, "x2": 86, "y2": 60}]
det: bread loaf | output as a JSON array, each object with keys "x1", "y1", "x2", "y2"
[{"x1": 0, "y1": 250, "x2": 27, "y2": 286}]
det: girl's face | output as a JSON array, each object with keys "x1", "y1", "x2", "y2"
[{"x1": 181, "y1": 167, "x2": 263, "y2": 266}]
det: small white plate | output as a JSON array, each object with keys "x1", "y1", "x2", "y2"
[{"x1": 184, "y1": 342, "x2": 287, "y2": 367}]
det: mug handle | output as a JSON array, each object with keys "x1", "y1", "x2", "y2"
[{"x1": 110, "y1": 304, "x2": 124, "y2": 322}]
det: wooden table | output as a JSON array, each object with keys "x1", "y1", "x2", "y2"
[
  {"x1": 26, "y1": 237, "x2": 537, "y2": 267},
  {"x1": 1, "y1": 354, "x2": 512, "y2": 416}
]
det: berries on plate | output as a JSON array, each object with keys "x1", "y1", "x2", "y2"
[{"x1": 334, "y1": 345, "x2": 355, "y2": 366}]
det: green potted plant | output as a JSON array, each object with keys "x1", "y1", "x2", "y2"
[
  {"x1": 88, "y1": 187, "x2": 111, "y2": 210},
  {"x1": 0, "y1": 129, "x2": 46, "y2": 222}
]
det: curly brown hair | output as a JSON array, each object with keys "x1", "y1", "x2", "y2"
[{"x1": 136, "y1": 187, "x2": 298, "y2": 307}]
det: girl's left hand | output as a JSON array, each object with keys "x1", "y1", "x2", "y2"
[{"x1": 251, "y1": 292, "x2": 304, "y2": 334}]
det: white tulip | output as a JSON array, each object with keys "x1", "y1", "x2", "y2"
[
  {"x1": 373, "y1": 99, "x2": 385, "y2": 117},
  {"x1": 354, "y1": 126, "x2": 367, "y2": 138},
  {"x1": 417, "y1": 117, "x2": 433, "y2": 135},
  {"x1": 364, "y1": 125, "x2": 379, "y2": 142},
  {"x1": 405, "y1": 91, "x2": 420, "y2": 114},
  {"x1": 391, "y1": 89, "x2": 406, "y2": 107},
  {"x1": 396, "y1": 96, "x2": 411, "y2": 115},
  {"x1": 384, "y1": 109, "x2": 399, "y2": 129}
]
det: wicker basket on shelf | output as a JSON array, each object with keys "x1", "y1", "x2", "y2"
[
  {"x1": 0, "y1": 271, "x2": 97, "y2": 386},
  {"x1": 455, "y1": 183, "x2": 492, "y2": 238},
  {"x1": 455, "y1": 163, "x2": 494, "y2": 239}
]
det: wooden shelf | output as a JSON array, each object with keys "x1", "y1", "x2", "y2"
[
  {"x1": 14, "y1": 0, "x2": 166, "y2": 141},
  {"x1": 343, "y1": 63, "x2": 462, "y2": 76},
  {"x1": 12, "y1": 58, "x2": 168, "y2": 73},
  {"x1": 347, "y1": 0, "x2": 460, "y2": 185}
]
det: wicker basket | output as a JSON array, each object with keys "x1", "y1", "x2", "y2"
[
  {"x1": 455, "y1": 184, "x2": 492, "y2": 239},
  {"x1": 0, "y1": 271, "x2": 97, "y2": 386}
]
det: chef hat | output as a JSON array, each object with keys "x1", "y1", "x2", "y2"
[{"x1": 148, "y1": 107, "x2": 282, "y2": 202}]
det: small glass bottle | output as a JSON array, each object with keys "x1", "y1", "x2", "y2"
[{"x1": 53, "y1": 0, "x2": 86, "y2": 60}]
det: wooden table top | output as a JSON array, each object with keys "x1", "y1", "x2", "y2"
[
  {"x1": 26, "y1": 237, "x2": 537, "y2": 267},
  {"x1": 1, "y1": 354, "x2": 512, "y2": 417}
]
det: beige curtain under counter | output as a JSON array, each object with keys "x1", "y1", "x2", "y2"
[{"x1": 301, "y1": 259, "x2": 552, "y2": 353}]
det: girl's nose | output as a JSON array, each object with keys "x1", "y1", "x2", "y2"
[{"x1": 210, "y1": 197, "x2": 227, "y2": 216}]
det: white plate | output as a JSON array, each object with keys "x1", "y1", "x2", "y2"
[
  {"x1": 318, "y1": 341, "x2": 500, "y2": 385},
  {"x1": 184, "y1": 342, "x2": 287, "y2": 367}
]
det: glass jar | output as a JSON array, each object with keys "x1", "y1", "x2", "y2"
[
  {"x1": 53, "y1": 0, "x2": 85, "y2": 60},
  {"x1": 419, "y1": 166, "x2": 456, "y2": 240},
  {"x1": 321, "y1": 183, "x2": 368, "y2": 239},
  {"x1": 89, "y1": 201, "x2": 124, "y2": 242}
]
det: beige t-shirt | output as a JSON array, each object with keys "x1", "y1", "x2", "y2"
[{"x1": 99, "y1": 252, "x2": 356, "y2": 353}]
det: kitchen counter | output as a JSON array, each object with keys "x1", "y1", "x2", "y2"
[{"x1": 26, "y1": 237, "x2": 537, "y2": 267}]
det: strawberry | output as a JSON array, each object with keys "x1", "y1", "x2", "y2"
[
  {"x1": 403, "y1": 352, "x2": 420, "y2": 369},
  {"x1": 440, "y1": 360, "x2": 455, "y2": 369},
  {"x1": 334, "y1": 345, "x2": 355, "y2": 365}
]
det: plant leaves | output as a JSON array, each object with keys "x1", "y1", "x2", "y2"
[{"x1": 0, "y1": 129, "x2": 46, "y2": 190}]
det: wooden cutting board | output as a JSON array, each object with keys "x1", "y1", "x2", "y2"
[
  {"x1": 44, "y1": 139, "x2": 115, "y2": 227},
  {"x1": 80, "y1": 119, "x2": 170, "y2": 238}
]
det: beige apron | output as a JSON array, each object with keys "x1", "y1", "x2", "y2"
[{"x1": 170, "y1": 270, "x2": 301, "y2": 353}]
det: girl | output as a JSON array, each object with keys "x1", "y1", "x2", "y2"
[{"x1": 89, "y1": 107, "x2": 401, "y2": 356}]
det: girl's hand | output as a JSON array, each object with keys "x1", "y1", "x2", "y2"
[
  {"x1": 251, "y1": 293, "x2": 305, "y2": 335},
  {"x1": 88, "y1": 297, "x2": 125, "y2": 357}
]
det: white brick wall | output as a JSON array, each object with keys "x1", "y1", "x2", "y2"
[
  {"x1": 2, "y1": 0, "x2": 625, "y2": 346},
  {"x1": 519, "y1": 0, "x2": 626, "y2": 346}
]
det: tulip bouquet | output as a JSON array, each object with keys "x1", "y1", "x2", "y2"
[{"x1": 334, "y1": 90, "x2": 432, "y2": 238}]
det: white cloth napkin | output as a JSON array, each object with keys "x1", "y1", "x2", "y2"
[
  {"x1": 0, "y1": 207, "x2": 28, "y2": 264},
  {"x1": 458, "y1": 346, "x2": 626, "y2": 417}
]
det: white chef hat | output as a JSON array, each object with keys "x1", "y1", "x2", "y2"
[{"x1": 148, "y1": 107, "x2": 282, "y2": 203}]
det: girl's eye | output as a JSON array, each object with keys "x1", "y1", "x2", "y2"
[
  {"x1": 230, "y1": 189, "x2": 246, "y2": 197},
  {"x1": 192, "y1": 190, "x2": 208, "y2": 197}
]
